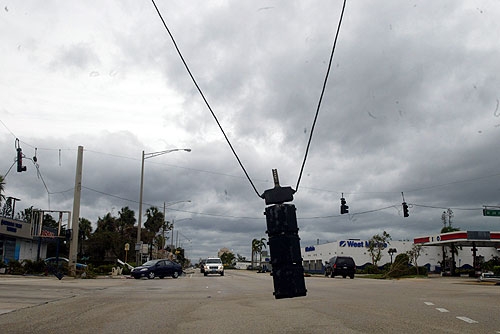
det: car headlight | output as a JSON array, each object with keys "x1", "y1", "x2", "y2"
[{"x1": 140, "y1": 268, "x2": 148, "y2": 272}]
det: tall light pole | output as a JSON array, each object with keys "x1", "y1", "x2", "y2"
[{"x1": 136, "y1": 148, "x2": 191, "y2": 264}]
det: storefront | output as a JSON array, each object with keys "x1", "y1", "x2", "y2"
[
  {"x1": 301, "y1": 231, "x2": 500, "y2": 274},
  {"x1": 0, "y1": 216, "x2": 46, "y2": 264}
]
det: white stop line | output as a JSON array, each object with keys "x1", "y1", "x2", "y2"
[{"x1": 456, "y1": 316, "x2": 478, "y2": 324}]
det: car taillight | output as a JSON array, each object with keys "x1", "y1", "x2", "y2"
[{"x1": 333, "y1": 264, "x2": 337, "y2": 269}]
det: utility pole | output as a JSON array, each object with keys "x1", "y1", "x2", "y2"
[{"x1": 69, "y1": 146, "x2": 83, "y2": 277}]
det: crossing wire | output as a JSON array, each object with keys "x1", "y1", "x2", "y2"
[{"x1": 150, "y1": 0, "x2": 347, "y2": 199}]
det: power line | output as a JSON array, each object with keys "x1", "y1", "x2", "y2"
[
  {"x1": 296, "y1": 0, "x2": 347, "y2": 192},
  {"x1": 81, "y1": 186, "x2": 263, "y2": 220},
  {"x1": 150, "y1": 0, "x2": 261, "y2": 199}
]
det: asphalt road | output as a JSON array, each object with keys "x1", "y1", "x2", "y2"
[{"x1": 0, "y1": 271, "x2": 499, "y2": 333}]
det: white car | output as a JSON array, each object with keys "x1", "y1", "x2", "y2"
[
  {"x1": 203, "y1": 257, "x2": 224, "y2": 276},
  {"x1": 479, "y1": 271, "x2": 500, "y2": 282}
]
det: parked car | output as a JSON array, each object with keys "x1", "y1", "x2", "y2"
[
  {"x1": 44, "y1": 257, "x2": 87, "y2": 270},
  {"x1": 203, "y1": 257, "x2": 224, "y2": 276},
  {"x1": 131, "y1": 259, "x2": 182, "y2": 279},
  {"x1": 325, "y1": 256, "x2": 356, "y2": 279}
]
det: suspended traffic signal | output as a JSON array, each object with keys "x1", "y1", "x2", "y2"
[
  {"x1": 265, "y1": 203, "x2": 307, "y2": 299},
  {"x1": 340, "y1": 197, "x2": 349, "y2": 214},
  {"x1": 16, "y1": 148, "x2": 27, "y2": 172},
  {"x1": 402, "y1": 202, "x2": 409, "y2": 217}
]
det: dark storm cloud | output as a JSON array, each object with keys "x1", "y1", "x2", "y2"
[{"x1": 2, "y1": 1, "x2": 500, "y2": 260}]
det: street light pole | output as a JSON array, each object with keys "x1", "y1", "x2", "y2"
[{"x1": 136, "y1": 148, "x2": 191, "y2": 264}]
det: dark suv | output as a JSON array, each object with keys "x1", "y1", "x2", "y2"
[{"x1": 324, "y1": 256, "x2": 356, "y2": 279}]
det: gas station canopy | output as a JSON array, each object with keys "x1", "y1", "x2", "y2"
[{"x1": 414, "y1": 231, "x2": 500, "y2": 248}]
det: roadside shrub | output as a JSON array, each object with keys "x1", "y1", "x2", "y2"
[
  {"x1": 385, "y1": 253, "x2": 410, "y2": 278},
  {"x1": 407, "y1": 265, "x2": 428, "y2": 276},
  {"x1": 493, "y1": 266, "x2": 500, "y2": 276},
  {"x1": 360, "y1": 264, "x2": 381, "y2": 274},
  {"x1": 95, "y1": 264, "x2": 115, "y2": 275},
  {"x1": 7, "y1": 260, "x2": 25, "y2": 275},
  {"x1": 22, "y1": 259, "x2": 46, "y2": 274}
]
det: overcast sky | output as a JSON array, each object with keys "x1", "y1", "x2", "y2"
[{"x1": 2, "y1": 1, "x2": 500, "y2": 262}]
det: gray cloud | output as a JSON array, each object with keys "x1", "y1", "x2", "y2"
[{"x1": 2, "y1": 1, "x2": 500, "y2": 261}]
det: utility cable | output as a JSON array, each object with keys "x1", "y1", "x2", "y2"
[
  {"x1": 295, "y1": 0, "x2": 347, "y2": 192},
  {"x1": 150, "y1": 0, "x2": 261, "y2": 199}
]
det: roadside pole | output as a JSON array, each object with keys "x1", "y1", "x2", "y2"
[{"x1": 69, "y1": 146, "x2": 83, "y2": 277}]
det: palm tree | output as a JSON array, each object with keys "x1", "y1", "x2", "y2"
[
  {"x1": 257, "y1": 238, "x2": 267, "y2": 267},
  {"x1": 251, "y1": 238, "x2": 267, "y2": 269},
  {"x1": 0, "y1": 175, "x2": 5, "y2": 206},
  {"x1": 251, "y1": 238, "x2": 259, "y2": 269}
]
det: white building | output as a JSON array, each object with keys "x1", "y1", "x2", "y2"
[
  {"x1": 1, "y1": 216, "x2": 47, "y2": 264},
  {"x1": 301, "y1": 232, "x2": 500, "y2": 274}
]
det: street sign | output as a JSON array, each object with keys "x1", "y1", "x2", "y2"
[{"x1": 483, "y1": 209, "x2": 500, "y2": 217}]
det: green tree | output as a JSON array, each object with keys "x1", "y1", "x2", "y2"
[
  {"x1": 88, "y1": 213, "x2": 121, "y2": 263},
  {"x1": 440, "y1": 209, "x2": 460, "y2": 276},
  {"x1": 18, "y1": 207, "x2": 33, "y2": 223},
  {"x1": 251, "y1": 238, "x2": 266, "y2": 268},
  {"x1": 251, "y1": 239, "x2": 258, "y2": 268},
  {"x1": 117, "y1": 206, "x2": 136, "y2": 238},
  {"x1": 385, "y1": 253, "x2": 410, "y2": 278},
  {"x1": 407, "y1": 243, "x2": 423, "y2": 275},
  {"x1": 220, "y1": 251, "x2": 235, "y2": 267},
  {"x1": 144, "y1": 206, "x2": 165, "y2": 258},
  {"x1": 78, "y1": 217, "x2": 92, "y2": 258},
  {"x1": 79, "y1": 218, "x2": 93, "y2": 239},
  {"x1": 367, "y1": 231, "x2": 392, "y2": 266}
]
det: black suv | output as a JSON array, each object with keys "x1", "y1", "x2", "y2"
[{"x1": 324, "y1": 256, "x2": 356, "y2": 279}]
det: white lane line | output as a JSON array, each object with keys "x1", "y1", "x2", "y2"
[
  {"x1": 456, "y1": 316, "x2": 478, "y2": 324},
  {"x1": 424, "y1": 302, "x2": 434, "y2": 306},
  {"x1": 436, "y1": 308, "x2": 449, "y2": 313}
]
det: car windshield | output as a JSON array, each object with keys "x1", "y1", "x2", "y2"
[
  {"x1": 142, "y1": 260, "x2": 159, "y2": 267},
  {"x1": 206, "y1": 258, "x2": 221, "y2": 264}
]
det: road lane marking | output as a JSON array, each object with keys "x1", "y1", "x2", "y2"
[
  {"x1": 436, "y1": 308, "x2": 449, "y2": 313},
  {"x1": 424, "y1": 302, "x2": 434, "y2": 306},
  {"x1": 456, "y1": 316, "x2": 478, "y2": 324}
]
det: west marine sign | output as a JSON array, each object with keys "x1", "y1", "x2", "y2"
[{"x1": 339, "y1": 240, "x2": 388, "y2": 248}]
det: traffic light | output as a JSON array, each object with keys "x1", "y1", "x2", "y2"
[
  {"x1": 265, "y1": 203, "x2": 307, "y2": 299},
  {"x1": 16, "y1": 147, "x2": 27, "y2": 172},
  {"x1": 340, "y1": 197, "x2": 349, "y2": 214},
  {"x1": 402, "y1": 202, "x2": 409, "y2": 217}
]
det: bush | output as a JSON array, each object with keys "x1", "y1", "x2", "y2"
[
  {"x1": 7, "y1": 260, "x2": 25, "y2": 275},
  {"x1": 407, "y1": 265, "x2": 428, "y2": 276},
  {"x1": 493, "y1": 266, "x2": 500, "y2": 276},
  {"x1": 385, "y1": 253, "x2": 410, "y2": 278},
  {"x1": 360, "y1": 264, "x2": 381, "y2": 274},
  {"x1": 94, "y1": 264, "x2": 115, "y2": 275},
  {"x1": 22, "y1": 259, "x2": 46, "y2": 275}
]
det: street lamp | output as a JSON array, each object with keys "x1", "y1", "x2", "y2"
[{"x1": 136, "y1": 148, "x2": 191, "y2": 264}]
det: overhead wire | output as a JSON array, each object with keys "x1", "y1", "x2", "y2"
[
  {"x1": 150, "y1": 0, "x2": 347, "y2": 200},
  {"x1": 295, "y1": 0, "x2": 347, "y2": 192},
  {"x1": 150, "y1": 0, "x2": 261, "y2": 199}
]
